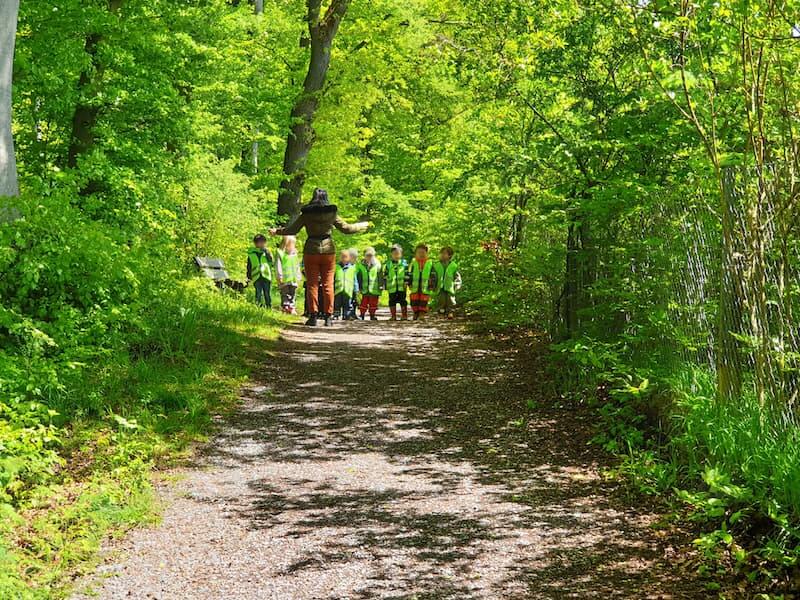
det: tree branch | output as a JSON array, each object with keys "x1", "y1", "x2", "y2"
[{"x1": 321, "y1": 0, "x2": 351, "y2": 35}]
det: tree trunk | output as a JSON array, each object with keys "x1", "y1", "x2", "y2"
[
  {"x1": 717, "y1": 168, "x2": 744, "y2": 401},
  {"x1": 277, "y1": 0, "x2": 351, "y2": 217},
  {"x1": 67, "y1": 0, "x2": 123, "y2": 173},
  {"x1": 746, "y1": 177, "x2": 770, "y2": 407},
  {"x1": 0, "y1": 0, "x2": 20, "y2": 198},
  {"x1": 509, "y1": 190, "x2": 528, "y2": 250},
  {"x1": 563, "y1": 220, "x2": 580, "y2": 337},
  {"x1": 561, "y1": 200, "x2": 595, "y2": 339}
]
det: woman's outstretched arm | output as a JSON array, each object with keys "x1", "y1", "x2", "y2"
[
  {"x1": 270, "y1": 214, "x2": 305, "y2": 236},
  {"x1": 334, "y1": 217, "x2": 369, "y2": 235}
]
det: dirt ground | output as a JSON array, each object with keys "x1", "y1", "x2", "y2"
[{"x1": 75, "y1": 314, "x2": 705, "y2": 599}]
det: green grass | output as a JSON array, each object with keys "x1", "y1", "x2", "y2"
[
  {"x1": 670, "y1": 368, "x2": 800, "y2": 531},
  {"x1": 590, "y1": 358, "x2": 800, "y2": 583},
  {"x1": 0, "y1": 279, "x2": 290, "y2": 599}
]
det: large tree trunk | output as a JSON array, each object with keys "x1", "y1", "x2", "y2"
[
  {"x1": 67, "y1": 0, "x2": 123, "y2": 173},
  {"x1": 277, "y1": 0, "x2": 351, "y2": 217},
  {"x1": 0, "y1": 0, "x2": 20, "y2": 198}
]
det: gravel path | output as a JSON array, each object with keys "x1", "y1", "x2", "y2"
[{"x1": 75, "y1": 314, "x2": 704, "y2": 599}]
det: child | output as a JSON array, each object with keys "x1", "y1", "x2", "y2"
[
  {"x1": 275, "y1": 236, "x2": 302, "y2": 314},
  {"x1": 408, "y1": 244, "x2": 434, "y2": 320},
  {"x1": 383, "y1": 244, "x2": 409, "y2": 321},
  {"x1": 334, "y1": 249, "x2": 359, "y2": 320},
  {"x1": 247, "y1": 234, "x2": 273, "y2": 308},
  {"x1": 347, "y1": 248, "x2": 360, "y2": 317},
  {"x1": 433, "y1": 246, "x2": 462, "y2": 319},
  {"x1": 357, "y1": 247, "x2": 382, "y2": 321}
]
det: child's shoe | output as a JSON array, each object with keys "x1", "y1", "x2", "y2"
[
  {"x1": 324, "y1": 315, "x2": 333, "y2": 327},
  {"x1": 305, "y1": 316, "x2": 318, "y2": 327}
]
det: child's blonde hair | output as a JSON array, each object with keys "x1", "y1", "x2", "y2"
[{"x1": 280, "y1": 235, "x2": 296, "y2": 250}]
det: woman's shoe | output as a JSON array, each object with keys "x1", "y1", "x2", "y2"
[{"x1": 305, "y1": 316, "x2": 318, "y2": 326}]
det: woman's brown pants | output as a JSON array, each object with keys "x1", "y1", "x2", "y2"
[{"x1": 304, "y1": 253, "x2": 336, "y2": 316}]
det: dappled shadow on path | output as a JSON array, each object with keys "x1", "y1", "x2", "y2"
[
  {"x1": 190, "y1": 318, "x2": 703, "y2": 599},
  {"x1": 80, "y1": 315, "x2": 703, "y2": 599}
]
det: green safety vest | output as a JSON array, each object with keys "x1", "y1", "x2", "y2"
[
  {"x1": 334, "y1": 264, "x2": 357, "y2": 297},
  {"x1": 384, "y1": 259, "x2": 408, "y2": 293},
  {"x1": 247, "y1": 249, "x2": 272, "y2": 282},
  {"x1": 433, "y1": 260, "x2": 460, "y2": 295},
  {"x1": 357, "y1": 260, "x2": 382, "y2": 296},
  {"x1": 276, "y1": 249, "x2": 300, "y2": 284},
  {"x1": 408, "y1": 259, "x2": 433, "y2": 294}
]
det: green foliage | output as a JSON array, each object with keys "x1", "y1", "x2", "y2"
[
  {"x1": 5, "y1": 0, "x2": 800, "y2": 592},
  {"x1": 0, "y1": 275, "x2": 286, "y2": 597},
  {"x1": 2, "y1": 1, "x2": 302, "y2": 591}
]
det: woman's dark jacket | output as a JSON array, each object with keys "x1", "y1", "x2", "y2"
[{"x1": 274, "y1": 204, "x2": 365, "y2": 255}]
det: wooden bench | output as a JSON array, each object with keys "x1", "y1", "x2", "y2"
[{"x1": 194, "y1": 257, "x2": 247, "y2": 292}]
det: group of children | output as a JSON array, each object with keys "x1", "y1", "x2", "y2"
[
  {"x1": 333, "y1": 243, "x2": 462, "y2": 321},
  {"x1": 246, "y1": 234, "x2": 303, "y2": 313},
  {"x1": 247, "y1": 235, "x2": 462, "y2": 321}
]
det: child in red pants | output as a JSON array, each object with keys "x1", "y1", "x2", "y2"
[
  {"x1": 357, "y1": 247, "x2": 382, "y2": 320},
  {"x1": 408, "y1": 244, "x2": 434, "y2": 320}
]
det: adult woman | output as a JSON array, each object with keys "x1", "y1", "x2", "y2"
[{"x1": 270, "y1": 188, "x2": 368, "y2": 326}]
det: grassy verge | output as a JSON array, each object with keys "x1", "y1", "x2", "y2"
[{"x1": 0, "y1": 279, "x2": 290, "y2": 599}]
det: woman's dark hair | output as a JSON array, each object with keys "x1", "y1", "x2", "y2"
[{"x1": 310, "y1": 188, "x2": 330, "y2": 206}]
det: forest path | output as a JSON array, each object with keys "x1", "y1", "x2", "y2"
[{"x1": 77, "y1": 313, "x2": 703, "y2": 599}]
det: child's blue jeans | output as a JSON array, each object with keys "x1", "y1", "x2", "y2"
[
  {"x1": 254, "y1": 279, "x2": 271, "y2": 308},
  {"x1": 334, "y1": 292, "x2": 355, "y2": 318}
]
